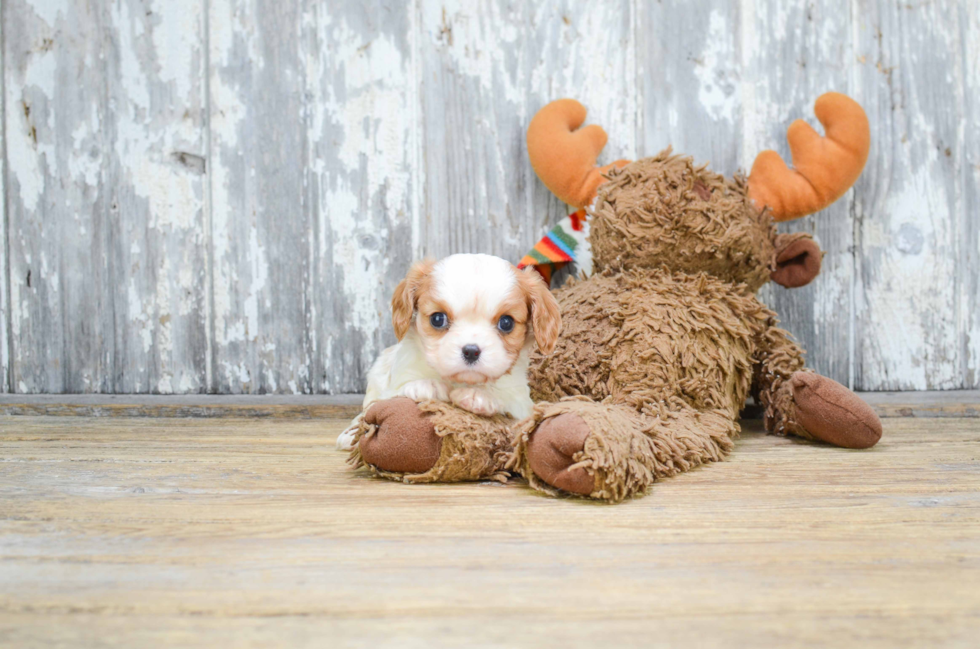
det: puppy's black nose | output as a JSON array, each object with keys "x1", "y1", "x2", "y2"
[{"x1": 462, "y1": 344, "x2": 481, "y2": 364}]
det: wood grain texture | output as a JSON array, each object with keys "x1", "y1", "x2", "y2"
[
  {"x1": 4, "y1": 1, "x2": 113, "y2": 392},
  {"x1": 0, "y1": 1, "x2": 977, "y2": 393},
  {"x1": 208, "y1": 0, "x2": 312, "y2": 394},
  {"x1": 3, "y1": 0, "x2": 209, "y2": 393},
  {"x1": 2, "y1": 391, "x2": 978, "y2": 419},
  {"x1": 104, "y1": 0, "x2": 210, "y2": 394},
  {"x1": 208, "y1": 0, "x2": 418, "y2": 395},
  {"x1": 1, "y1": 7, "x2": 8, "y2": 394},
  {"x1": 639, "y1": 0, "x2": 743, "y2": 175},
  {"x1": 1, "y1": 414, "x2": 978, "y2": 647},
  {"x1": 526, "y1": 0, "x2": 636, "y2": 249},
  {"x1": 0, "y1": 393, "x2": 364, "y2": 418},
  {"x1": 746, "y1": 0, "x2": 856, "y2": 387},
  {"x1": 960, "y1": 3, "x2": 979, "y2": 389},
  {"x1": 852, "y1": 1, "x2": 968, "y2": 390},
  {"x1": 419, "y1": 0, "x2": 635, "y2": 261},
  {"x1": 418, "y1": 0, "x2": 529, "y2": 260},
  {"x1": 306, "y1": 1, "x2": 418, "y2": 394}
]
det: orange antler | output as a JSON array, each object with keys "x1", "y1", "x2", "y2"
[
  {"x1": 748, "y1": 92, "x2": 870, "y2": 221},
  {"x1": 527, "y1": 99, "x2": 629, "y2": 208}
]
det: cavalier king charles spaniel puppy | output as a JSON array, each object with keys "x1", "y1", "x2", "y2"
[{"x1": 337, "y1": 254, "x2": 561, "y2": 450}]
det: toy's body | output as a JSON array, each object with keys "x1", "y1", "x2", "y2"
[
  {"x1": 350, "y1": 92, "x2": 882, "y2": 502},
  {"x1": 511, "y1": 150, "x2": 879, "y2": 501}
]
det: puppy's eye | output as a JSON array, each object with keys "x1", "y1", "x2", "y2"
[
  {"x1": 429, "y1": 312, "x2": 449, "y2": 329},
  {"x1": 497, "y1": 315, "x2": 515, "y2": 334}
]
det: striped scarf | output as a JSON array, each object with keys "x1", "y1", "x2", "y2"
[{"x1": 517, "y1": 208, "x2": 592, "y2": 285}]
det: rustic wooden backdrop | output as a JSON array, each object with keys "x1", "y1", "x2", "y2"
[{"x1": 1, "y1": 0, "x2": 977, "y2": 395}]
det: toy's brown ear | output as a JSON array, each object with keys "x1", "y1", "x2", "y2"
[
  {"x1": 771, "y1": 234, "x2": 823, "y2": 288},
  {"x1": 527, "y1": 99, "x2": 629, "y2": 208},
  {"x1": 519, "y1": 267, "x2": 562, "y2": 354},
  {"x1": 391, "y1": 260, "x2": 434, "y2": 340}
]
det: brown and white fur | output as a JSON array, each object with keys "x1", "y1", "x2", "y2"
[{"x1": 336, "y1": 254, "x2": 560, "y2": 450}]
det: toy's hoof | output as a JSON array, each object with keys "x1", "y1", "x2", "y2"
[
  {"x1": 359, "y1": 397, "x2": 441, "y2": 473},
  {"x1": 790, "y1": 372, "x2": 882, "y2": 449},
  {"x1": 526, "y1": 413, "x2": 594, "y2": 495}
]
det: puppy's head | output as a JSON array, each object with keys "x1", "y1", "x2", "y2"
[{"x1": 392, "y1": 254, "x2": 561, "y2": 385}]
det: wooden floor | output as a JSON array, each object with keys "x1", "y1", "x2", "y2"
[{"x1": 1, "y1": 415, "x2": 978, "y2": 648}]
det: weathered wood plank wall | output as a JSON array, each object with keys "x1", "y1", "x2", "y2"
[{"x1": 1, "y1": 0, "x2": 977, "y2": 394}]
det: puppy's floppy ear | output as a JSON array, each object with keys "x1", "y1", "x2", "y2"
[
  {"x1": 391, "y1": 260, "x2": 434, "y2": 340},
  {"x1": 519, "y1": 266, "x2": 562, "y2": 355}
]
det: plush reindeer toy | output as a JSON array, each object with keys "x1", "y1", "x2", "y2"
[{"x1": 352, "y1": 92, "x2": 882, "y2": 502}]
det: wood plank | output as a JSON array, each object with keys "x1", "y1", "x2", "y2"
[
  {"x1": 639, "y1": 0, "x2": 743, "y2": 175},
  {"x1": 207, "y1": 0, "x2": 312, "y2": 394},
  {"x1": 1, "y1": 391, "x2": 977, "y2": 419},
  {"x1": 0, "y1": 414, "x2": 978, "y2": 646},
  {"x1": 103, "y1": 0, "x2": 210, "y2": 393},
  {"x1": 852, "y1": 1, "x2": 966, "y2": 390},
  {"x1": 862, "y1": 389, "x2": 980, "y2": 418},
  {"x1": 3, "y1": 1, "x2": 113, "y2": 392},
  {"x1": 418, "y1": 1, "x2": 634, "y2": 264},
  {"x1": 416, "y1": 0, "x2": 636, "y2": 284},
  {"x1": 2, "y1": 1, "x2": 209, "y2": 394},
  {"x1": 0, "y1": 393, "x2": 363, "y2": 419},
  {"x1": 746, "y1": 0, "x2": 855, "y2": 386},
  {"x1": 961, "y1": 3, "x2": 980, "y2": 388},
  {"x1": 417, "y1": 0, "x2": 529, "y2": 260},
  {"x1": 0, "y1": 613, "x2": 977, "y2": 649},
  {"x1": 525, "y1": 0, "x2": 636, "y2": 250},
  {"x1": 0, "y1": 8, "x2": 8, "y2": 394},
  {"x1": 304, "y1": 1, "x2": 418, "y2": 393}
]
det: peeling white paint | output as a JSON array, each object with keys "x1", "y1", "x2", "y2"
[
  {"x1": 0, "y1": 20, "x2": 6, "y2": 392},
  {"x1": 864, "y1": 165, "x2": 959, "y2": 389},
  {"x1": 309, "y1": 7, "x2": 418, "y2": 380},
  {"x1": 2, "y1": 0, "x2": 975, "y2": 395},
  {"x1": 739, "y1": 0, "x2": 759, "y2": 168},
  {"x1": 112, "y1": 2, "x2": 151, "y2": 112},
  {"x1": 178, "y1": 373, "x2": 198, "y2": 392},
  {"x1": 7, "y1": 49, "x2": 58, "y2": 213},
  {"x1": 243, "y1": 225, "x2": 268, "y2": 342},
  {"x1": 424, "y1": 0, "x2": 523, "y2": 106},
  {"x1": 150, "y1": 0, "x2": 201, "y2": 104},
  {"x1": 695, "y1": 11, "x2": 739, "y2": 125},
  {"x1": 157, "y1": 373, "x2": 174, "y2": 394},
  {"x1": 209, "y1": 0, "x2": 258, "y2": 379},
  {"x1": 27, "y1": 0, "x2": 70, "y2": 29},
  {"x1": 129, "y1": 279, "x2": 153, "y2": 354}
]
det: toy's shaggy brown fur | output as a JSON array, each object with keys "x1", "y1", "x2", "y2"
[
  {"x1": 349, "y1": 399, "x2": 513, "y2": 484},
  {"x1": 589, "y1": 151, "x2": 776, "y2": 290},
  {"x1": 509, "y1": 398, "x2": 738, "y2": 502}
]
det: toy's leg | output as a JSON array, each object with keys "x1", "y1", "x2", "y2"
[
  {"x1": 509, "y1": 398, "x2": 738, "y2": 502},
  {"x1": 348, "y1": 397, "x2": 514, "y2": 483},
  {"x1": 758, "y1": 326, "x2": 882, "y2": 449}
]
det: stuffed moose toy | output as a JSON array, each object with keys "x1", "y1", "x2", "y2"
[{"x1": 349, "y1": 92, "x2": 882, "y2": 502}]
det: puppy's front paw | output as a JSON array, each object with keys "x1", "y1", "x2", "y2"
[
  {"x1": 450, "y1": 387, "x2": 500, "y2": 417},
  {"x1": 335, "y1": 414, "x2": 363, "y2": 450},
  {"x1": 336, "y1": 427, "x2": 358, "y2": 451},
  {"x1": 400, "y1": 379, "x2": 450, "y2": 403}
]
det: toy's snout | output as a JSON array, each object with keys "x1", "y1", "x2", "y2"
[{"x1": 771, "y1": 233, "x2": 823, "y2": 288}]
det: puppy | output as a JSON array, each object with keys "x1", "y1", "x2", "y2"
[{"x1": 336, "y1": 253, "x2": 561, "y2": 450}]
